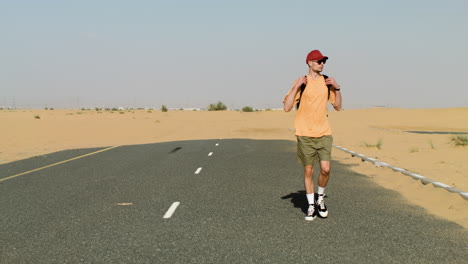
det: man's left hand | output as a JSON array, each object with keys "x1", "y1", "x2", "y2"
[{"x1": 325, "y1": 77, "x2": 340, "y2": 90}]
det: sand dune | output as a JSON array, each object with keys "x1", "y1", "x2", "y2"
[{"x1": 1, "y1": 107, "x2": 467, "y2": 228}]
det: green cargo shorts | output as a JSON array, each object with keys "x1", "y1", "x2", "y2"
[{"x1": 297, "y1": 135, "x2": 333, "y2": 165}]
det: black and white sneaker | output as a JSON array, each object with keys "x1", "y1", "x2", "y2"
[
  {"x1": 316, "y1": 194, "x2": 328, "y2": 218},
  {"x1": 305, "y1": 204, "x2": 317, "y2": 221}
]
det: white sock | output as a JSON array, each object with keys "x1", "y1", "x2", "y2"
[
  {"x1": 318, "y1": 187, "x2": 325, "y2": 196},
  {"x1": 306, "y1": 193, "x2": 315, "y2": 205}
]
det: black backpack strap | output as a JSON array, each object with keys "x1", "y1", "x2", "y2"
[
  {"x1": 296, "y1": 76, "x2": 307, "y2": 109},
  {"x1": 296, "y1": 74, "x2": 332, "y2": 109},
  {"x1": 322, "y1": 74, "x2": 332, "y2": 100}
]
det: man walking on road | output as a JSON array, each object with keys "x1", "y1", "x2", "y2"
[{"x1": 283, "y1": 50, "x2": 342, "y2": 221}]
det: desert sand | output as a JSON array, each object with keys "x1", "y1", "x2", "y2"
[{"x1": 1, "y1": 108, "x2": 467, "y2": 228}]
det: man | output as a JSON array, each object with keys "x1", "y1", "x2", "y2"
[{"x1": 283, "y1": 50, "x2": 342, "y2": 221}]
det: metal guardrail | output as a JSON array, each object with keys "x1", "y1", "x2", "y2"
[{"x1": 333, "y1": 145, "x2": 468, "y2": 201}]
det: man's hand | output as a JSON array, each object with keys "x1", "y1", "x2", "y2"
[
  {"x1": 325, "y1": 77, "x2": 340, "y2": 89},
  {"x1": 295, "y1": 76, "x2": 307, "y2": 89}
]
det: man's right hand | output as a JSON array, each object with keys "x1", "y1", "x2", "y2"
[{"x1": 295, "y1": 76, "x2": 307, "y2": 89}]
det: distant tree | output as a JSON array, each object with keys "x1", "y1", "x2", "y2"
[
  {"x1": 208, "y1": 101, "x2": 227, "y2": 111},
  {"x1": 216, "y1": 101, "x2": 227, "y2": 110},
  {"x1": 242, "y1": 106, "x2": 254, "y2": 112},
  {"x1": 161, "y1": 105, "x2": 168, "y2": 112}
]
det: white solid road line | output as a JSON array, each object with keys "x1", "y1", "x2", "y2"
[
  {"x1": 163, "y1": 202, "x2": 180, "y2": 219},
  {"x1": 208, "y1": 152, "x2": 213, "y2": 156},
  {"x1": 195, "y1": 167, "x2": 203, "y2": 174}
]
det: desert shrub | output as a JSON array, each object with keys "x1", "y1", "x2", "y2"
[
  {"x1": 161, "y1": 105, "x2": 168, "y2": 112},
  {"x1": 208, "y1": 101, "x2": 227, "y2": 111},
  {"x1": 428, "y1": 139, "x2": 435, "y2": 149},
  {"x1": 450, "y1": 135, "x2": 468, "y2": 146},
  {"x1": 409, "y1": 147, "x2": 419, "y2": 153},
  {"x1": 363, "y1": 139, "x2": 383, "y2": 149},
  {"x1": 242, "y1": 106, "x2": 254, "y2": 112},
  {"x1": 34, "y1": 115, "x2": 40, "y2": 119}
]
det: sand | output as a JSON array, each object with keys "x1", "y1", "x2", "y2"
[{"x1": 1, "y1": 108, "x2": 467, "y2": 228}]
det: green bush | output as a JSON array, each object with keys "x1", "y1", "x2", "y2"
[
  {"x1": 242, "y1": 106, "x2": 254, "y2": 112},
  {"x1": 208, "y1": 101, "x2": 227, "y2": 111},
  {"x1": 161, "y1": 105, "x2": 168, "y2": 112}
]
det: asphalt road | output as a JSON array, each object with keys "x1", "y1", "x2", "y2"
[{"x1": 0, "y1": 139, "x2": 466, "y2": 263}]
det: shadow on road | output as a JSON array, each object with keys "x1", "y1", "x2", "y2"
[
  {"x1": 281, "y1": 190, "x2": 308, "y2": 214},
  {"x1": 281, "y1": 191, "x2": 330, "y2": 214}
]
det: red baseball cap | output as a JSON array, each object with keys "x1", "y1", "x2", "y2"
[{"x1": 306, "y1": 50, "x2": 328, "y2": 64}]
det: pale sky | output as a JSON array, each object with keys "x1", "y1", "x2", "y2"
[{"x1": 1, "y1": 0, "x2": 467, "y2": 109}]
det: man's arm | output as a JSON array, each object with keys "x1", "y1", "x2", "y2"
[
  {"x1": 332, "y1": 90, "x2": 342, "y2": 111},
  {"x1": 325, "y1": 77, "x2": 342, "y2": 111},
  {"x1": 283, "y1": 77, "x2": 306, "y2": 112}
]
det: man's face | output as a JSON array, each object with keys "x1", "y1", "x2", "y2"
[{"x1": 308, "y1": 59, "x2": 327, "y2": 72}]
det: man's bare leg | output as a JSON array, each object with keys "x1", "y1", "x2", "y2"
[
  {"x1": 316, "y1": 160, "x2": 330, "y2": 217},
  {"x1": 318, "y1": 161, "x2": 331, "y2": 188},
  {"x1": 304, "y1": 165, "x2": 317, "y2": 220},
  {"x1": 304, "y1": 165, "x2": 314, "y2": 194}
]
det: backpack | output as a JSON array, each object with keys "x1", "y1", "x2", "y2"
[{"x1": 296, "y1": 74, "x2": 331, "y2": 109}]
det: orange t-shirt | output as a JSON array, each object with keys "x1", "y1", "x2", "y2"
[{"x1": 284, "y1": 75, "x2": 336, "y2": 137}]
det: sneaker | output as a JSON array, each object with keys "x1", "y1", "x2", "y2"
[
  {"x1": 316, "y1": 194, "x2": 328, "y2": 218},
  {"x1": 305, "y1": 204, "x2": 317, "y2": 221}
]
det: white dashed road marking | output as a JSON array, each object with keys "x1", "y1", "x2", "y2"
[
  {"x1": 215, "y1": 143, "x2": 219, "y2": 146},
  {"x1": 195, "y1": 167, "x2": 203, "y2": 174},
  {"x1": 208, "y1": 152, "x2": 213, "y2": 156},
  {"x1": 163, "y1": 202, "x2": 180, "y2": 219}
]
